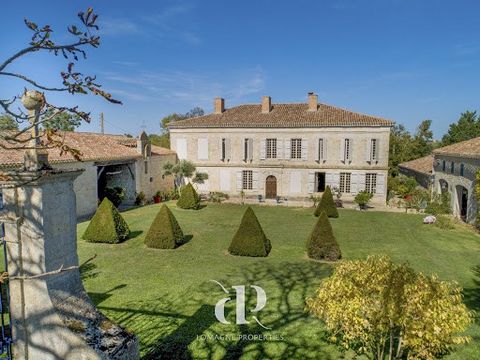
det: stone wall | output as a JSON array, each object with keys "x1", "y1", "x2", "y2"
[{"x1": 135, "y1": 153, "x2": 176, "y2": 201}]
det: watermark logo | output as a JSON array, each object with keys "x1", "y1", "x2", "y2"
[{"x1": 210, "y1": 280, "x2": 271, "y2": 330}]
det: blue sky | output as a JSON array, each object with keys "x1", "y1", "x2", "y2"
[{"x1": 1, "y1": 0, "x2": 480, "y2": 138}]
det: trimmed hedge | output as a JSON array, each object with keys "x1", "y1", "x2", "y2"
[
  {"x1": 314, "y1": 186, "x2": 339, "y2": 218},
  {"x1": 145, "y1": 205, "x2": 184, "y2": 249},
  {"x1": 177, "y1": 183, "x2": 200, "y2": 209},
  {"x1": 82, "y1": 198, "x2": 130, "y2": 243},
  {"x1": 307, "y1": 211, "x2": 341, "y2": 261},
  {"x1": 228, "y1": 207, "x2": 271, "y2": 257}
]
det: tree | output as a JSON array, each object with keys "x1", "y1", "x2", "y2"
[
  {"x1": 0, "y1": 7, "x2": 120, "y2": 159},
  {"x1": 411, "y1": 119, "x2": 434, "y2": 159},
  {"x1": 306, "y1": 211, "x2": 341, "y2": 261},
  {"x1": 0, "y1": 114, "x2": 19, "y2": 130},
  {"x1": 441, "y1": 111, "x2": 480, "y2": 146},
  {"x1": 306, "y1": 255, "x2": 473, "y2": 360},
  {"x1": 158, "y1": 108, "x2": 204, "y2": 147},
  {"x1": 82, "y1": 198, "x2": 130, "y2": 243},
  {"x1": 228, "y1": 206, "x2": 271, "y2": 257},
  {"x1": 176, "y1": 182, "x2": 200, "y2": 210},
  {"x1": 145, "y1": 205, "x2": 184, "y2": 249},
  {"x1": 389, "y1": 124, "x2": 414, "y2": 176},
  {"x1": 163, "y1": 160, "x2": 208, "y2": 188},
  {"x1": 41, "y1": 108, "x2": 82, "y2": 131},
  {"x1": 314, "y1": 186, "x2": 339, "y2": 218}
]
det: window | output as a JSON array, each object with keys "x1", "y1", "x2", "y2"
[
  {"x1": 318, "y1": 138, "x2": 325, "y2": 161},
  {"x1": 291, "y1": 138, "x2": 302, "y2": 159},
  {"x1": 221, "y1": 138, "x2": 226, "y2": 161},
  {"x1": 266, "y1": 138, "x2": 277, "y2": 159},
  {"x1": 450, "y1": 162, "x2": 455, "y2": 174},
  {"x1": 460, "y1": 163, "x2": 465, "y2": 177},
  {"x1": 144, "y1": 161, "x2": 148, "y2": 174},
  {"x1": 442, "y1": 160, "x2": 446, "y2": 171},
  {"x1": 370, "y1": 139, "x2": 378, "y2": 161},
  {"x1": 365, "y1": 173, "x2": 377, "y2": 194},
  {"x1": 340, "y1": 172, "x2": 351, "y2": 193},
  {"x1": 344, "y1": 138, "x2": 352, "y2": 161},
  {"x1": 242, "y1": 170, "x2": 253, "y2": 190}
]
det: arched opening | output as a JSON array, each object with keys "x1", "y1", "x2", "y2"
[
  {"x1": 439, "y1": 179, "x2": 449, "y2": 194},
  {"x1": 455, "y1": 185, "x2": 468, "y2": 221},
  {"x1": 265, "y1": 175, "x2": 277, "y2": 199}
]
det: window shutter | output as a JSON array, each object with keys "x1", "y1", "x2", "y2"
[
  {"x1": 339, "y1": 139, "x2": 345, "y2": 161},
  {"x1": 197, "y1": 138, "x2": 209, "y2": 160},
  {"x1": 277, "y1": 139, "x2": 284, "y2": 159},
  {"x1": 323, "y1": 139, "x2": 327, "y2": 161},
  {"x1": 301, "y1": 138, "x2": 308, "y2": 161},
  {"x1": 314, "y1": 139, "x2": 320, "y2": 162},
  {"x1": 333, "y1": 173, "x2": 340, "y2": 188},
  {"x1": 225, "y1": 138, "x2": 231, "y2": 161},
  {"x1": 219, "y1": 138, "x2": 223, "y2": 160},
  {"x1": 285, "y1": 139, "x2": 291, "y2": 160},
  {"x1": 358, "y1": 173, "x2": 366, "y2": 191},
  {"x1": 176, "y1": 138, "x2": 187, "y2": 160},
  {"x1": 260, "y1": 139, "x2": 266, "y2": 160},
  {"x1": 366, "y1": 139, "x2": 372, "y2": 162},
  {"x1": 325, "y1": 173, "x2": 335, "y2": 188},
  {"x1": 348, "y1": 139, "x2": 353, "y2": 161},
  {"x1": 248, "y1": 139, "x2": 254, "y2": 161},
  {"x1": 307, "y1": 171, "x2": 315, "y2": 194},
  {"x1": 236, "y1": 171, "x2": 243, "y2": 191},
  {"x1": 375, "y1": 139, "x2": 380, "y2": 161},
  {"x1": 376, "y1": 173, "x2": 385, "y2": 195},
  {"x1": 351, "y1": 173, "x2": 359, "y2": 194},
  {"x1": 253, "y1": 171, "x2": 260, "y2": 190}
]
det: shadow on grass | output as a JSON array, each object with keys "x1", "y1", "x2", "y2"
[
  {"x1": 178, "y1": 234, "x2": 194, "y2": 247},
  {"x1": 463, "y1": 265, "x2": 480, "y2": 316},
  {"x1": 97, "y1": 261, "x2": 338, "y2": 359},
  {"x1": 88, "y1": 284, "x2": 128, "y2": 306},
  {"x1": 129, "y1": 230, "x2": 143, "y2": 240}
]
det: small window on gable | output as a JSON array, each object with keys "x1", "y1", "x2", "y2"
[
  {"x1": 460, "y1": 163, "x2": 465, "y2": 177},
  {"x1": 450, "y1": 162, "x2": 455, "y2": 174},
  {"x1": 442, "y1": 160, "x2": 446, "y2": 171}
]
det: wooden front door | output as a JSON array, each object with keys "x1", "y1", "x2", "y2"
[{"x1": 265, "y1": 175, "x2": 277, "y2": 199}]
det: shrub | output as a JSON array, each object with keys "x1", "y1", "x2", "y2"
[
  {"x1": 354, "y1": 190, "x2": 373, "y2": 208},
  {"x1": 177, "y1": 183, "x2": 200, "y2": 209},
  {"x1": 425, "y1": 192, "x2": 451, "y2": 215},
  {"x1": 306, "y1": 255, "x2": 473, "y2": 360},
  {"x1": 476, "y1": 169, "x2": 480, "y2": 232},
  {"x1": 388, "y1": 175, "x2": 418, "y2": 197},
  {"x1": 306, "y1": 211, "x2": 341, "y2": 261},
  {"x1": 145, "y1": 205, "x2": 184, "y2": 249},
  {"x1": 434, "y1": 215, "x2": 455, "y2": 230},
  {"x1": 83, "y1": 198, "x2": 130, "y2": 243},
  {"x1": 403, "y1": 188, "x2": 429, "y2": 212},
  {"x1": 309, "y1": 195, "x2": 321, "y2": 208},
  {"x1": 135, "y1": 191, "x2": 146, "y2": 205},
  {"x1": 208, "y1": 191, "x2": 229, "y2": 203},
  {"x1": 314, "y1": 186, "x2": 339, "y2": 218},
  {"x1": 104, "y1": 186, "x2": 125, "y2": 207},
  {"x1": 228, "y1": 207, "x2": 271, "y2": 257}
]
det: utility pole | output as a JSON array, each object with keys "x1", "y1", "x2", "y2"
[{"x1": 100, "y1": 112, "x2": 104, "y2": 134}]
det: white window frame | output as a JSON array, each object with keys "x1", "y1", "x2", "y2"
[
  {"x1": 365, "y1": 173, "x2": 377, "y2": 194},
  {"x1": 242, "y1": 170, "x2": 253, "y2": 190},
  {"x1": 371, "y1": 139, "x2": 378, "y2": 161},
  {"x1": 290, "y1": 138, "x2": 302, "y2": 159},
  {"x1": 266, "y1": 138, "x2": 277, "y2": 159},
  {"x1": 345, "y1": 138, "x2": 352, "y2": 161},
  {"x1": 339, "y1": 172, "x2": 351, "y2": 193}
]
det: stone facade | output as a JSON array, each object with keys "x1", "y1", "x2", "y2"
[
  {"x1": 170, "y1": 95, "x2": 392, "y2": 205},
  {"x1": 433, "y1": 155, "x2": 479, "y2": 223}
]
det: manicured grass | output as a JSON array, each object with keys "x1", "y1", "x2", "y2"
[{"x1": 77, "y1": 202, "x2": 480, "y2": 359}]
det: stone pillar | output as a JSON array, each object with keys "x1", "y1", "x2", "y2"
[{"x1": 1, "y1": 169, "x2": 139, "y2": 360}]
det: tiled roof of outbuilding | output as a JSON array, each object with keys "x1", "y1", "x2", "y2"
[
  {"x1": 433, "y1": 136, "x2": 480, "y2": 159},
  {"x1": 398, "y1": 155, "x2": 434, "y2": 176}
]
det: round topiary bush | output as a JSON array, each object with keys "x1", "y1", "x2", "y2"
[
  {"x1": 145, "y1": 205, "x2": 184, "y2": 249},
  {"x1": 228, "y1": 206, "x2": 271, "y2": 257},
  {"x1": 82, "y1": 197, "x2": 130, "y2": 243},
  {"x1": 314, "y1": 186, "x2": 339, "y2": 218},
  {"x1": 177, "y1": 183, "x2": 200, "y2": 209},
  {"x1": 307, "y1": 211, "x2": 341, "y2": 261}
]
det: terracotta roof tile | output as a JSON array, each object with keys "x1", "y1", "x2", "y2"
[
  {"x1": 433, "y1": 137, "x2": 480, "y2": 159},
  {"x1": 398, "y1": 155, "x2": 434, "y2": 176},
  {"x1": 169, "y1": 103, "x2": 394, "y2": 129},
  {"x1": 0, "y1": 132, "x2": 172, "y2": 168}
]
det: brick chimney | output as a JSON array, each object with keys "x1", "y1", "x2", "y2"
[
  {"x1": 261, "y1": 96, "x2": 272, "y2": 113},
  {"x1": 214, "y1": 97, "x2": 225, "y2": 114},
  {"x1": 308, "y1": 92, "x2": 318, "y2": 111}
]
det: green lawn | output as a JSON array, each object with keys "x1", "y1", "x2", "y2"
[{"x1": 77, "y1": 203, "x2": 480, "y2": 359}]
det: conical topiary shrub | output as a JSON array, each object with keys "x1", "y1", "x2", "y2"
[
  {"x1": 228, "y1": 207, "x2": 271, "y2": 257},
  {"x1": 177, "y1": 182, "x2": 200, "y2": 209},
  {"x1": 307, "y1": 211, "x2": 341, "y2": 261},
  {"x1": 145, "y1": 205, "x2": 184, "y2": 249},
  {"x1": 82, "y1": 197, "x2": 130, "y2": 243},
  {"x1": 314, "y1": 186, "x2": 339, "y2": 218}
]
